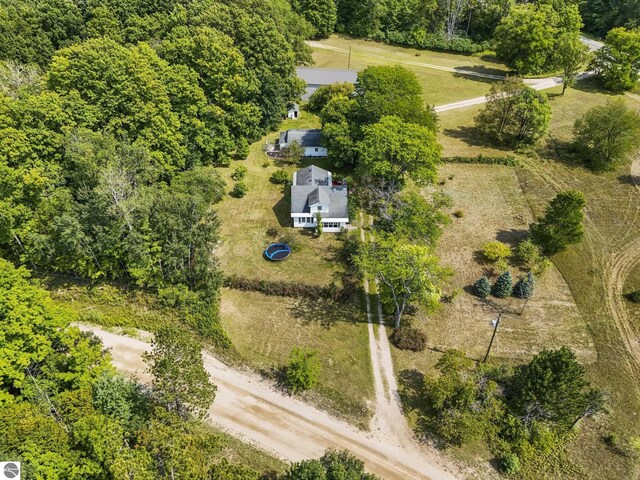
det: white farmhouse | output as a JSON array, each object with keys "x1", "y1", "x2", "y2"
[
  {"x1": 290, "y1": 165, "x2": 349, "y2": 233},
  {"x1": 278, "y1": 129, "x2": 327, "y2": 157}
]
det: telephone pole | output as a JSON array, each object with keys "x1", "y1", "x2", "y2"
[
  {"x1": 348, "y1": 45, "x2": 352, "y2": 69},
  {"x1": 483, "y1": 313, "x2": 501, "y2": 363}
]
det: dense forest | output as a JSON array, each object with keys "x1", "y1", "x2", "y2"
[
  {"x1": 0, "y1": 0, "x2": 314, "y2": 344},
  {"x1": 290, "y1": 0, "x2": 640, "y2": 52}
]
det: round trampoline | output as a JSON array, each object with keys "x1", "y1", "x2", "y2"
[{"x1": 264, "y1": 243, "x2": 292, "y2": 261}]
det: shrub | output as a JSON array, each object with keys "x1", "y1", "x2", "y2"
[
  {"x1": 453, "y1": 210, "x2": 464, "y2": 218},
  {"x1": 515, "y1": 239, "x2": 541, "y2": 265},
  {"x1": 158, "y1": 284, "x2": 199, "y2": 308},
  {"x1": 492, "y1": 271, "x2": 513, "y2": 298},
  {"x1": 604, "y1": 433, "x2": 618, "y2": 447},
  {"x1": 513, "y1": 272, "x2": 535, "y2": 299},
  {"x1": 262, "y1": 159, "x2": 271, "y2": 168},
  {"x1": 482, "y1": 241, "x2": 512, "y2": 262},
  {"x1": 390, "y1": 325, "x2": 427, "y2": 352},
  {"x1": 266, "y1": 227, "x2": 279, "y2": 238},
  {"x1": 286, "y1": 347, "x2": 321, "y2": 394},
  {"x1": 231, "y1": 165, "x2": 247, "y2": 181},
  {"x1": 270, "y1": 169, "x2": 290, "y2": 184},
  {"x1": 231, "y1": 181, "x2": 247, "y2": 198},
  {"x1": 279, "y1": 231, "x2": 301, "y2": 252},
  {"x1": 625, "y1": 291, "x2": 640, "y2": 303},
  {"x1": 499, "y1": 453, "x2": 520, "y2": 474},
  {"x1": 235, "y1": 138, "x2": 249, "y2": 160},
  {"x1": 473, "y1": 276, "x2": 492, "y2": 299}
]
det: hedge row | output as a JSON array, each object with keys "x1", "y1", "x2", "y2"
[
  {"x1": 371, "y1": 30, "x2": 490, "y2": 54},
  {"x1": 224, "y1": 275, "x2": 359, "y2": 302},
  {"x1": 443, "y1": 155, "x2": 519, "y2": 166}
]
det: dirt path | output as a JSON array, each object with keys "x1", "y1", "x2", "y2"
[{"x1": 79, "y1": 324, "x2": 458, "y2": 480}]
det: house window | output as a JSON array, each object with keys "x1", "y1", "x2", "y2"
[
  {"x1": 317, "y1": 206, "x2": 322, "y2": 211},
  {"x1": 314, "y1": 147, "x2": 318, "y2": 152}
]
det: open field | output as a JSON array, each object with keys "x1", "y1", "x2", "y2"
[
  {"x1": 419, "y1": 79, "x2": 640, "y2": 479},
  {"x1": 391, "y1": 164, "x2": 596, "y2": 377},
  {"x1": 214, "y1": 114, "x2": 346, "y2": 287},
  {"x1": 310, "y1": 36, "x2": 506, "y2": 106},
  {"x1": 220, "y1": 288, "x2": 374, "y2": 428}
]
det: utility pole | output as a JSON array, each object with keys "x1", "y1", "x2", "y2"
[
  {"x1": 483, "y1": 313, "x2": 501, "y2": 363},
  {"x1": 519, "y1": 297, "x2": 530, "y2": 316},
  {"x1": 348, "y1": 45, "x2": 352, "y2": 69}
]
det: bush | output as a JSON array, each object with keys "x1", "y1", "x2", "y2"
[
  {"x1": 473, "y1": 276, "x2": 492, "y2": 299},
  {"x1": 492, "y1": 271, "x2": 513, "y2": 298},
  {"x1": 231, "y1": 181, "x2": 247, "y2": 198},
  {"x1": 453, "y1": 210, "x2": 464, "y2": 218},
  {"x1": 158, "y1": 284, "x2": 199, "y2": 308},
  {"x1": 513, "y1": 271, "x2": 535, "y2": 299},
  {"x1": 390, "y1": 325, "x2": 427, "y2": 352},
  {"x1": 286, "y1": 347, "x2": 321, "y2": 394},
  {"x1": 515, "y1": 239, "x2": 541, "y2": 265},
  {"x1": 266, "y1": 226, "x2": 280, "y2": 238},
  {"x1": 270, "y1": 169, "x2": 290, "y2": 184},
  {"x1": 482, "y1": 241, "x2": 512, "y2": 262},
  {"x1": 235, "y1": 138, "x2": 249, "y2": 160},
  {"x1": 231, "y1": 165, "x2": 247, "y2": 181},
  {"x1": 279, "y1": 231, "x2": 301, "y2": 252},
  {"x1": 262, "y1": 159, "x2": 271, "y2": 168},
  {"x1": 444, "y1": 155, "x2": 519, "y2": 166},
  {"x1": 625, "y1": 291, "x2": 640, "y2": 303},
  {"x1": 499, "y1": 453, "x2": 520, "y2": 474}
]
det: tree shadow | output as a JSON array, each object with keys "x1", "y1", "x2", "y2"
[
  {"x1": 272, "y1": 192, "x2": 291, "y2": 228},
  {"x1": 495, "y1": 228, "x2": 529, "y2": 246},
  {"x1": 541, "y1": 137, "x2": 583, "y2": 167},
  {"x1": 442, "y1": 125, "x2": 511, "y2": 151},
  {"x1": 289, "y1": 296, "x2": 368, "y2": 329},
  {"x1": 452, "y1": 67, "x2": 504, "y2": 85},
  {"x1": 573, "y1": 77, "x2": 618, "y2": 95},
  {"x1": 618, "y1": 174, "x2": 640, "y2": 186}
]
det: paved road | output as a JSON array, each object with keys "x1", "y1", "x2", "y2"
[
  {"x1": 580, "y1": 35, "x2": 604, "y2": 52},
  {"x1": 80, "y1": 325, "x2": 459, "y2": 480}
]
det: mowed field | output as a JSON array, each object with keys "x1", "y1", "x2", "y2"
[
  {"x1": 310, "y1": 36, "x2": 507, "y2": 106},
  {"x1": 220, "y1": 288, "x2": 374, "y2": 428},
  {"x1": 408, "y1": 80, "x2": 640, "y2": 479},
  {"x1": 214, "y1": 114, "x2": 346, "y2": 287}
]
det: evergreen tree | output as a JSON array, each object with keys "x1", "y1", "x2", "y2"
[
  {"x1": 513, "y1": 272, "x2": 535, "y2": 299},
  {"x1": 473, "y1": 276, "x2": 492, "y2": 299},
  {"x1": 531, "y1": 190, "x2": 586, "y2": 255},
  {"x1": 492, "y1": 271, "x2": 513, "y2": 298}
]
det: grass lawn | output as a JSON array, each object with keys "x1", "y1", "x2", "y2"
[
  {"x1": 414, "y1": 79, "x2": 640, "y2": 479},
  {"x1": 214, "y1": 113, "x2": 346, "y2": 287},
  {"x1": 220, "y1": 288, "x2": 374, "y2": 428},
  {"x1": 311, "y1": 36, "x2": 506, "y2": 106}
]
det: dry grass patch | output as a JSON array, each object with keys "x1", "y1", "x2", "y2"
[
  {"x1": 311, "y1": 36, "x2": 505, "y2": 106},
  {"x1": 220, "y1": 288, "x2": 374, "y2": 428}
]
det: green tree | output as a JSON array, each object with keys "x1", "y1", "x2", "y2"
[
  {"x1": 281, "y1": 140, "x2": 305, "y2": 164},
  {"x1": 285, "y1": 347, "x2": 321, "y2": 394},
  {"x1": 355, "y1": 236, "x2": 449, "y2": 328},
  {"x1": 556, "y1": 34, "x2": 591, "y2": 95},
  {"x1": 573, "y1": 99, "x2": 640, "y2": 171},
  {"x1": 284, "y1": 449, "x2": 380, "y2": 479},
  {"x1": 357, "y1": 116, "x2": 441, "y2": 210},
  {"x1": 290, "y1": 0, "x2": 337, "y2": 38},
  {"x1": 513, "y1": 272, "x2": 535, "y2": 299},
  {"x1": 308, "y1": 82, "x2": 354, "y2": 113},
  {"x1": 473, "y1": 276, "x2": 492, "y2": 299},
  {"x1": 270, "y1": 169, "x2": 291, "y2": 185},
  {"x1": 481, "y1": 241, "x2": 512, "y2": 263},
  {"x1": 315, "y1": 212, "x2": 323, "y2": 237},
  {"x1": 476, "y1": 78, "x2": 551, "y2": 145},
  {"x1": 354, "y1": 65, "x2": 438, "y2": 130},
  {"x1": 592, "y1": 27, "x2": 640, "y2": 91},
  {"x1": 492, "y1": 271, "x2": 513, "y2": 298},
  {"x1": 511, "y1": 347, "x2": 604, "y2": 429},
  {"x1": 232, "y1": 181, "x2": 248, "y2": 198},
  {"x1": 231, "y1": 165, "x2": 247, "y2": 181},
  {"x1": 530, "y1": 190, "x2": 586, "y2": 255},
  {"x1": 235, "y1": 137, "x2": 249, "y2": 160},
  {"x1": 143, "y1": 327, "x2": 216, "y2": 420}
]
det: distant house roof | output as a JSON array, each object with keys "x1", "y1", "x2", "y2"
[
  {"x1": 291, "y1": 165, "x2": 348, "y2": 218},
  {"x1": 295, "y1": 165, "x2": 330, "y2": 186},
  {"x1": 296, "y1": 67, "x2": 358, "y2": 86},
  {"x1": 279, "y1": 129, "x2": 323, "y2": 148}
]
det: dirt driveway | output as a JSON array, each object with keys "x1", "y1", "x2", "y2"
[{"x1": 80, "y1": 325, "x2": 459, "y2": 480}]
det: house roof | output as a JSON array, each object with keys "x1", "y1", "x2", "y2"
[
  {"x1": 291, "y1": 164, "x2": 347, "y2": 218},
  {"x1": 290, "y1": 185, "x2": 348, "y2": 218},
  {"x1": 295, "y1": 165, "x2": 330, "y2": 186},
  {"x1": 296, "y1": 67, "x2": 358, "y2": 86},
  {"x1": 279, "y1": 129, "x2": 323, "y2": 148},
  {"x1": 308, "y1": 187, "x2": 330, "y2": 206}
]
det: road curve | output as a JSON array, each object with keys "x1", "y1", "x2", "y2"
[{"x1": 80, "y1": 325, "x2": 459, "y2": 480}]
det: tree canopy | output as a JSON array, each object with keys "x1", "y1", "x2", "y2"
[
  {"x1": 531, "y1": 190, "x2": 587, "y2": 256},
  {"x1": 592, "y1": 27, "x2": 640, "y2": 91}
]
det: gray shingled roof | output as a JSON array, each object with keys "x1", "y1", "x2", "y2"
[
  {"x1": 290, "y1": 185, "x2": 348, "y2": 218},
  {"x1": 308, "y1": 187, "x2": 330, "y2": 206},
  {"x1": 295, "y1": 165, "x2": 330, "y2": 186},
  {"x1": 279, "y1": 129, "x2": 323, "y2": 147},
  {"x1": 296, "y1": 67, "x2": 358, "y2": 86}
]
